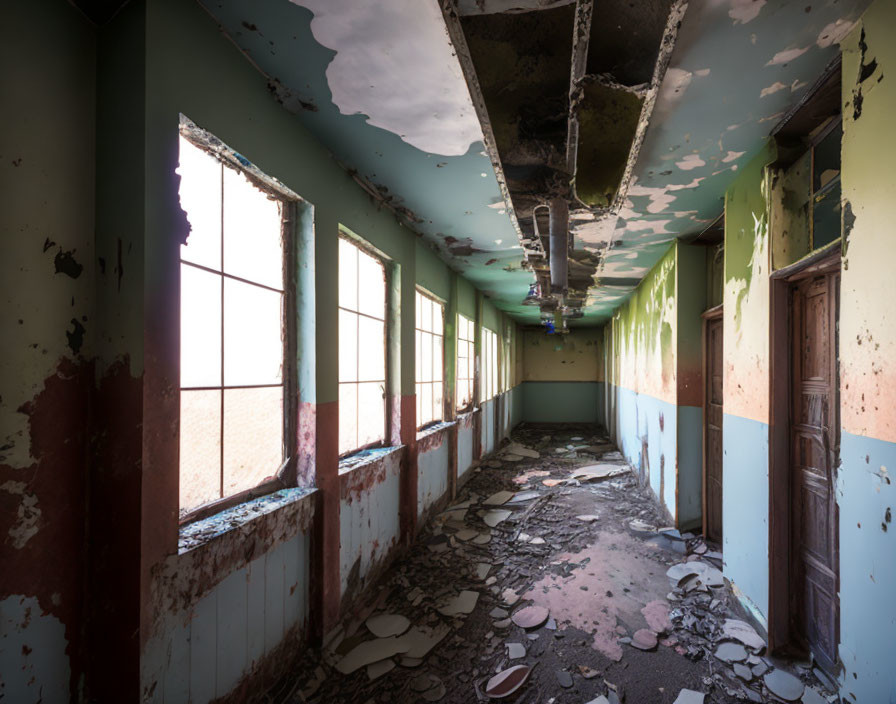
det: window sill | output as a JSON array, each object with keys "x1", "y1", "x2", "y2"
[
  {"x1": 416, "y1": 420, "x2": 455, "y2": 442},
  {"x1": 178, "y1": 486, "x2": 316, "y2": 554},
  {"x1": 338, "y1": 445, "x2": 404, "y2": 475}
]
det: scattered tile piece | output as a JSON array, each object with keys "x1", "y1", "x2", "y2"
[
  {"x1": 733, "y1": 663, "x2": 753, "y2": 681},
  {"x1": 475, "y1": 562, "x2": 491, "y2": 580},
  {"x1": 556, "y1": 670, "x2": 573, "y2": 688},
  {"x1": 578, "y1": 665, "x2": 601, "y2": 679},
  {"x1": 366, "y1": 614, "x2": 410, "y2": 638},
  {"x1": 473, "y1": 532, "x2": 492, "y2": 545},
  {"x1": 483, "y1": 509, "x2": 512, "y2": 527},
  {"x1": 484, "y1": 490, "x2": 514, "y2": 506},
  {"x1": 511, "y1": 605, "x2": 549, "y2": 629},
  {"x1": 506, "y1": 642, "x2": 525, "y2": 659},
  {"x1": 763, "y1": 669, "x2": 804, "y2": 701},
  {"x1": 504, "y1": 443, "x2": 539, "y2": 459},
  {"x1": 437, "y1": 590, "x2": 479, "y2": 616},
  {"x1": 631, "y1": 629, "x2": 658, "y2": 650},
  {"x1": 630, "y1": 519, "x2": 656, "y2": 532},
  {"x1": 501, "y1": 588, "x2": 519, "y2": 606},
  {"x1": 485, "y1": 665, "x2": 531, "y2": 699},
  {"x1": 396, "y1": 624, "x2": 451, "y2": 659},
  {"x1": 455, "y1": 528, "x2": 479, "y2": 541},
  {"x1": 715, "y1": 642, "x2": 748, "y2": 663},
  {"x1": 576, "y1": 514, "x2": 600, "y2": 523},
  {"x1": 801, "y1": 686, "x2": 827, "y2": 704},
  {"x1": 721, "y1": 619, "x2": 765, "y2": 650},
  {"x1": 542, "y1": 479, "x2": 562, "y2": 487},
  {"x1": 336, "y1": 637, "x2": 411, "y2": 674},
  {"x1": 489, "y1": 607, "x2": 508, "y2": 619},
  {"x1": 366, "y1": 658, "x2": 395, "y2": 681},
  {"x1": 672, "y1": 690, "x2": 705, "y2": 704}
]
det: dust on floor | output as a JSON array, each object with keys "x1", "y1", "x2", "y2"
[{"x1": 269, "y1": 424, "x2": 837, "y2": 704}]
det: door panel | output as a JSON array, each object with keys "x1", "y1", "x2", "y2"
[
  {"x1": 705, "y1": 315, "x2": 724, "y2": 543},
  {"x1": 790, "y1": 273, "x2": 839, "y2": 674}
]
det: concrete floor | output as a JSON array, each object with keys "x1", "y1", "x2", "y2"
[{"x1": 272, "y1": 425, "x2": 836, "y2": 704}]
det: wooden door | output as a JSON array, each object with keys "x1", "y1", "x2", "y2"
[
  {"x1": 790, "y1": 272, "x2": 839, "y2": 673},
  {"x1": 704, "y1": 315, "x2": 724, "y2": 543}
]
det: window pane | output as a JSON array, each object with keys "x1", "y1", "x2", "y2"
[
  {"x1": 224, "y1": 279, "x2": 283, "y2": 386},
  {"x1": 422, "y1": 332, "x2": 433, "y2": 383},
  {"x1": 421, "y1": 295, "x2": 432, "y2": 331},
  {"x1": 432, "y1": 302, "x2": 443, "y2": 333},
  {"x1": 415, "y1": 329, "x2": 422, "y2": 383},
  {"x1": 416, "y1": 383, "x2": 423, "y2": 427},
  {"x1": 433, "y1": 337, "x2": 443, "y2": 382},
  {"x1": 222, "y1": 167, "x2": 283, "y2": 289},
  {"x1": 357, "y1": 382, "x2": 384, "y2": 447},
  {"x1": 358, "y1": 317, "x2": 385, "y2": 382},
  {"x1": 415, "y1": 291, "x2": 423, "y2": 329},
  {"x1": 457, "y1": 355, "x2": 468, "y2": 384},
  {"x1": 223, "y1": 387, "x2": 283, "y2": 496},
  {"x1": 181, "y1": 264, "x2": 222, "y2": 388},
  {"x1": 339, "y1": 310, "x2": 358, "y2": 383},
  {"x1": 357, "y1": 250, "x2": 385, "y2": 319},
  {"x1": 339, "y1": 383, "x2": 358, "y2": 455},
  {"x1": 421, "y1": 383, "x2": 433, "y2": 426},
  {"x1": 180, "y1": 389, "x2": 221, "y2": 512},
  {"x1": 339, "y1": 238, "x2": 358, "y2": 311},
  {"x1": 178, "y1": 136, "x2": 222, "y2": 270},
  {"x1": 433, "y1": 383, "x2": 443, "y2": 422}
]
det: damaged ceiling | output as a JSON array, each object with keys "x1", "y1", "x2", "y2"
[{"x1": 202, "y1": 0, "x2": 869, "y2": 326}]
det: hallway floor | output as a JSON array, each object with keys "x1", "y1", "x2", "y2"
[{"x1": 274, "y1": 425, "x2": 837, "y2": 704}]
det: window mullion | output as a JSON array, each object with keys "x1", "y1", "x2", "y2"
[{"x1": 219, "y1": 162, "x2": 225, "y2": 500}]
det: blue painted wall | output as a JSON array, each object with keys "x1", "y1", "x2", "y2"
[
  {"x1": 837, "y1": 432, "x2": 896, "y2": 704},
  {"x1": 677, "y1": 405, "x2": 704, "y2": 530},
  {"x1": 613, "y1": 385, "x2": 678, "y2": 519},
  {"x1": 721, "y1": 413, "x2": 769, "y2": 628},
  {"x1": 521, "y1": 381, "x2": 602, "y2": 424}
]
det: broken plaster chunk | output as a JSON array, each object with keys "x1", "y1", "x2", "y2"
[
  {"x1": 475, "y1": 562, "x2": 492, "y2": 580},
  {"x1": 585, "y1": 698, "x2": 611, "y2": 704},
  {"x1": 335, "y1": 636, "x2": 411, "y2": 674},
  {"x1": 672, "y1": 690, "x2": 705, "y2": 704},
  {"x1": 436, "y1": 590, "x2": 479, "y2": 616},
  {"x1": 473, "y1": 531, "x2": 492, "y2": 545},
  {"x1": 366, "y1": 613, "x2": 411, "y2": 638},
  {"x1": 489, "y1": 607, "x2": 508, "y2": 619},
  {"x1": 511, "y1": 605, "x2": 550, "y2": 629},
  {"x1": 529, "y1": 537, "x2": 546, "y2": 545},
  {"x1": 631, "y1": 629, "x2": 658, "y2": 651},
  {"x1": 763, "y1": 669, "x2": 804, "y2": 701},
  {"x1": 485, "y1": 665, "x2": 531, "y2": 699},
  {"x1": 721, "y1": 619, "x2": 765, "y2": 650},
  {"x1": 506, "y1": 642, "x2": 526, "y2": 659},
  {"x1": 504, "y1": 443, "x2": 539, "y2": 458},
  {"x1": 482, "y1": 509, "x2": 512, "y2": 527},
  {"x1": 714, "y1": 642, "x2": 748, "y2": 663},
  {"x1": 484, "y1": 490, "x2": 514, "y2": 506},
  {"x1": 629, "y1": 519, "x2": 657, "y2": 532},
  {"x1": 396, "y1": 623, "x2": 451, "y2": 659},
  {"x1": 501, "y1": 588, "x2": 519, "y2": 606},
  {"x1": 366, "y1": 658, "x2": 395, "y2": 681},
  {"x1": 455, "y1": 528, "x2": 479, "y2": 541},
  {"x1": 576, "y1": 514, "x2": 600, "y2": 523}
]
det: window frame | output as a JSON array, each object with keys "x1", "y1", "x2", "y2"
[
  {"x1": 177, "y1": 123, "x2": 302, "y2": 527},
  {"x1": 337, "y1": 232, "x2": 390, "y2": 458},
  {"x1": 456, "y1": 313, "x2": 475, "y2": 413},
  {"x1": 415, "y1": 287, "x2": 445, "y2": 431}
]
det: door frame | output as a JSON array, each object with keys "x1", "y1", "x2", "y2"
[
  {"x1": 768, "y1": 243, "x2": 841, "y2": 654},
  {"x1": 701, "y1": 304, "x2": 724, "y2": 541}
]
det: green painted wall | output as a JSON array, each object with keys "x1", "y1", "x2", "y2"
[{"x1": 415, "y1": 240, "x2": 452, "y2": 301}]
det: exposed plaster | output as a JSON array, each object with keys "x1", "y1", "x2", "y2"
[
  {"x1": 0, "y1": 480, "x2": 41, "y2": 548},
  {"x1": 291, "y1": 0, "x2": 483, "y2": 157}
]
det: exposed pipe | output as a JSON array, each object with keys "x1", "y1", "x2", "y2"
[{"x1": 549, "y1": 197, "x2": 569, "y2": 294}]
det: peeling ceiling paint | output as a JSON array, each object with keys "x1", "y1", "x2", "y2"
[
  {"x1": 292, "y1": 0, "x2": 483, "y2": 157},
  {"x1": 204, "y1": 0, "x2": 870, "y2": 327}
]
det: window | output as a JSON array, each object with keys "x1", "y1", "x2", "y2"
[
  {"x1": 481, "y1": 327, "x2": 498, "y2": 401},
  {"x1": 339, "y1": 236, "x2": 387, "y2": 456},
  {"x1": 415, "y1": 289, "x2": 444, "y2": 429},
  {"x1": 177, "y1": 134, "x2": 292, "y2": 518},
  {"x1": 808, "y1": 119, "x2": 842, "y2": 250},
  {"x1": 456, "y1": 314, "x2": 475, "y2": 411}
]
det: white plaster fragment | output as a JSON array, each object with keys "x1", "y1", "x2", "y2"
[
  {"x1": 694, "y1": 68, "x2": 711, "y2": 77},
  {"x1": 766, "y1": 46, "x2": 809, "y2": 66},
  {"x1": 675, "y1": 154, "x2": 706, "y2": 171},
  {"x1": 760, "y1": 82, "x2": 787, "y2": 98},
  {"x1": 817, "y1": 19, "x2": 856, "y2": 48},
  {"x1": 292, "y1": 0, "x2": 483, "y2": 156},
  {"x1": 729, "y1": 0, "x2": 766, "y2": 24},
  {"x1": 722, "y1": 150, "x2": 745, "y2": 163},
  {"x1": 1, "y1": 480, "x2": 41, "y2": 549}
]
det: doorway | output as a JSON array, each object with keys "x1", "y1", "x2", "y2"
[
  {"x1": 702, "y1": 306, "x2": 724, "y2": 544},
  {"x1": 769, "y1": 248, "x2": 840, "y2": 674}
]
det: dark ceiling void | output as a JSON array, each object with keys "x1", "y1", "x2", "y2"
[{"x1": 450, "y1": 0, "x2": 679, "y2": 330}]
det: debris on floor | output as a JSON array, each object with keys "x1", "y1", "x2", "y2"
[{"x1": 268, "y1": 424, "x2": 841, "y2": 704}]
